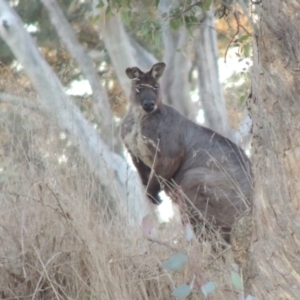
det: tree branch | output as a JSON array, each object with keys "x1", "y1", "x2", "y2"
[
  {"x1": 41, "y1": 0, "x2": 112, "y2": 132},
  {"x1": 224, "y1": 11, "x2": 251, "y2": 63},
  {"x1": 0, "y1": 0, "x2": 149, "y2": 225}
]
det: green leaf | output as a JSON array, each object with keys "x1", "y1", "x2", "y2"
[
  {"x1": 162, "y1": 253, "x2": 188, "y2": 271},
  {"x1": 121, "y1": 10, "x2": 131, "y2": 26},
  {"x1": 184, "y1": 15, "x2": 198, "y2": 26},
  {"x1": 129, "y1": 20, "x2": 136, "y2": 29},
  {"x1": 155, "y1": 0, "x2": 160, "y2": 7},
  {"x1": 170, "y1": 18, "x2": 181, "y2": 30},
  {"x1": 96, "y1": 0, "x2": 105, "y2": 8},
  {"x1": 243, "y1": 43, "x2": 251, "y2": 57},
  {"x1": 172, "y1": 284, "x2": 192, "y2": 298},
  {"x1": 239, "y1": 94, "x2": 245, "y2": 105},
  {"x1": 154, "y1": 34, "x2": 161, "y2": 48},
  {"x1": 105, "y1": 4, "x2": 112, "y2": 16},
  {"x1": 91, "y1": 15, "x2": 100, "y2": 24},
  {"x1": 201, "y1": 281, "x2": 216, "y2": 297},
  {"x1": 200, "y1": 0, "x2": 212, "y2": 11},
  {"x1": 239, "y1": 34, "x2": 250, "y2": 43},
  {"x1": 231, "y1": 271, "x2": 243, "y2": 290}
]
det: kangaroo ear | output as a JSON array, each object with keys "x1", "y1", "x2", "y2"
[
  {"x1": 149, "y1": 62, "x2": 166, "y2": 80},
  {"x1": 126, "y1": 67, "x2": 143, "y2": 79}
]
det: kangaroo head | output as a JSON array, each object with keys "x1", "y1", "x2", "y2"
[{"x1": 126, "y1": 62, "x2": 166, "y2": 113}]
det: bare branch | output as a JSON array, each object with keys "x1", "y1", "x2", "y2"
[
  {"x1": 224, "y1": 11, "x2": 251, "y2": 63},
  {"x1": 41, "y1": 0, "x2": 112, "y2": 130},
  {"x1": 0, "y1": 0, "x2": 149, "y2": 225}
]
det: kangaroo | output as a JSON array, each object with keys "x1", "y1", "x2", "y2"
[{"x1": 121, "y1": 62, "x2": 252, "y2": 242}]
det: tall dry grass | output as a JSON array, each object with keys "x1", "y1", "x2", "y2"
[{"x1": 0, "y1": 98, "x2": 243, "y2": 300}]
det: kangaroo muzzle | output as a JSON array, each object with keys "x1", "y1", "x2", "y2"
[{"x1": 142, "y1": 99, "x2": 156, "y2": 113}]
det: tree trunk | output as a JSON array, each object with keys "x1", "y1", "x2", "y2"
[
  {"x1": 248, "y1": 1, "x2": 300, "y2": 298},
  {"x1": 195, "y1": 5, "x2": 233, "y2": 140},
  {"x1": 92, "y1": 0, "x2": 136, "y2": 100},
  {"x1": 41, "y1": 0, "x2": 113, "y2": 143},
  {"x1": 159, "y1": 0, "x2": 194, "y2": 118}
]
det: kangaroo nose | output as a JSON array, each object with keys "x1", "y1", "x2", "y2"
[{"x1": 142, "y1": 100, "x2": 155, "y2": 112}]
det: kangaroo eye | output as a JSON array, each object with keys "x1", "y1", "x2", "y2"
[{"x1": 154, "y1": 84, "x2": 159, "y2": 90}]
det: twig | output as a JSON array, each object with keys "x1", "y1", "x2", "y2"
[
  {"x1": 239, "y1": 23, "x2": 252, "y2": 36},
  {"x1": 224, "y1": 11, "x2": 251, "y2": 63},
  {"x1": 43, "y1": 183, "x2": 72, "y2": 222},
  {"x1": 146, "y1": 236, "x2": 178, "y2": 251},
  {"x1": 166, "y1": 1, "x2": 205, "y2": 20},
  {"x1": 0, "y1": 92, "x2": 39, "y2": 110},
  {"x1": 5, "y1": 191, "x2": 70, "y2": 219},
  {"x1": 204, "y1": 246, "x2": 231, "y2": 270}
]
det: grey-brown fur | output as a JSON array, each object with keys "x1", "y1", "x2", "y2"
[{"x1": 121, "y1": 62, "x2": 252, "y2": 242}]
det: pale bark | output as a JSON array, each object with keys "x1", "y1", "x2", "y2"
[
  {"x1": 248, "y1": 1, "x2": 300, "y2": 298},
  {"x1": 195, "y1": 5, "x2": 233, "y2": 140},
  {"x1": 235, "y1": 108, "x2": 252, "y2": 150},
  {"x1": 41, "y1": 0, "x2": 112, "y2": 133},
  {"x1": 102, "y1": 14, "x2": 136, "y2": 99},
  {"x1": 92, "y1": 0, "x2": 136, "y2": 99},
  {"x1": 129, "y1": 36, "x2": 157, "y2": 70},
  {"x1": 102, "y1": 15, "x2": 159, "y2": 94},
  {"x1": 0, "y1": 0, "x2": 149, "y2": 225},
  {"x1": 158, "y1": 0, "x2": 193, "y2": 118}
]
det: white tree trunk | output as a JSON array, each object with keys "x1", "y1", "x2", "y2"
[
  {"x1": 93, "y1": 1, "x2": 136, "y2": 99},
  {"x1": 0, "y1": 0, "x2": 149, "y2": 225},
  {"x1": 41, "y1": 0, "x2": 112, "y2": 140},
  {"x1": 195, "y1": 6, "x2": 234, "y2": 140},
  {"x1": 159, "y1": 0, "x2": 194, "y2": 118}
]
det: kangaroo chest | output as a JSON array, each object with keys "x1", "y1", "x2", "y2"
[{"x1": 123, "y1": 119, "x2": 160, "y2": 168}]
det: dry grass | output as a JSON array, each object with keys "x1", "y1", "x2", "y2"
[{"x1": 0, "y1": 99, "x2": 244, "y2": 300}]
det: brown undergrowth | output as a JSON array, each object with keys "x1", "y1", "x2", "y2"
[{"x1": 0, "y1": 102, "x2": 243, "y2": 300}]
